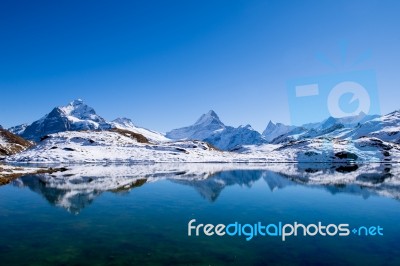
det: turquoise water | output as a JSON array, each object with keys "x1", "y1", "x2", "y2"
[{"x1": 0, "y1": 165, "x2": 399, "y2": 265}]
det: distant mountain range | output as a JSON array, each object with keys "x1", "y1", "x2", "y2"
[
  {"x1": 1, "y1": 99, "x2": 400, "y2": 163},
  {"x1": 268, "y1": 111, "x2": 398, "y2": 145},
  {"x1": 7, "y1": 99, "x2": 400, "y2": 149},
  {"x1": 8, "y1": 99, "x2": 169, "y2": 143}
]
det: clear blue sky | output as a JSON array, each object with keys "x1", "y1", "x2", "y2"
[{"x1": 1, "y1": 0, "x2": 399, "y2": 132}]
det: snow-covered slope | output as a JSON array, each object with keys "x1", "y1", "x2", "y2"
[
  {"x1": 7, "y1": 131, "x2": 244, "y2": 164},
  {"x1": 6, "y1": 130, "x2": 400, "y2": 163},
  {"x1": 290, "y1": 111, "x2": 397, "y2": 143},
  {"x1": 110, "y1": 117, "x2": 169, "y2": 143},
  {"x1": 238, "y1": 136, "x2": 400, "y2": 163},
  {"x1": 166, "y1": 110, "x2": 266, "y2": 150},
  {"x1": 345, "y1": 110, "x2": 400, "y2": 143},
  {"x1": 205, "y1": 124, "x2": 266, "y2": 151},
  {"x1": 8, "y1": 124, "x2": 28, "y2": 135},
  {"x1": 20, "y1": 99, "x2": 110, "y2": 141}
]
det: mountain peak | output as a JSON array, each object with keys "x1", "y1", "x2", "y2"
[
  {"x1": 58, "y1": 99, "x2": 101, "y2": 122},
  {"x1": 262, "y1": 121, "x2": 296, "y2": 142},
  {"x1": 194, "y1": 110, "x2": 223, "y2": 126},
  {"x1": 70, "y1": 99, "x2": 84, "y2": 106},
  {"x1": 266, "y1": 120, "x2": 276, "y2": 130},
  {"x1": 166, "y1": 110, "x2": 225, "y2": 140},
  {"x1": 113, "y1": 117, "x2": 133, "y2": 123},
  {"x1": 112, "y1": 117, "x2": 135, "y2": 128},
  {"x1": 358, "y1": 111, "x2": 366, "y2": 117},
  {"x1": 206, "y1": 110, "x2": 219, "y2": 118},
  {"x1": 18, "y1": 99, "x2": 108, "y2": 141}
]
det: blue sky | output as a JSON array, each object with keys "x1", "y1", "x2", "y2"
[{"x1": 1, "y1": 0, "x2": 400, "y2": 132}]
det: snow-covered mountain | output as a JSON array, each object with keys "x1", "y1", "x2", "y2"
[
  {"x1": 236, "y1": 135, "x2": 400, "y2": 163},
  {"x1": 268, "y1": 112, "x2": 380, "y2": 144},
  {"x1": 0, "y1": 128, "x2": 32, "y2": 156},
  {"x1": 7, "y1": 130, "x2": 238, "y2": 164},
  {"x1": 18, "y1": 99, "x2": 110, "y2": 141},
  {"x1": 262, "y1": 121, "x2": 297, "y2": 142},
  {"x1": 166, "y1": 110, "x2": 225, "y2": 140},
  {"x1": 166, "y1": 110, "x2": 266, "y2": 150},
  {"x1": 7, "y1": 128, "x2": 400, "y2": 164},
  {"x1": 110, "y1": 117, "x2": 169, "y2": 143},
  {"x1": 10, "y1": 99, "x2": 169, "y2": 143},
  {"x1": 205, "y1": 124, "x2": 266, "y2": 151},
  {"x1": 8, "y1": 124, "x2": 28, "y2": 135},
  {"x1": 345, "y1": 110, "x2": 400, "y2": 143},
  {"x1": 312, "y1": 112, "x2": 377, "y2": 131},
  {"x1": 3, "y1": 99, "x2": 399, "y2": 163}
]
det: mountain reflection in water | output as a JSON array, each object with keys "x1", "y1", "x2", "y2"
[{"x1": 11, "y1": 163, "x2": 400, "y2": 214}]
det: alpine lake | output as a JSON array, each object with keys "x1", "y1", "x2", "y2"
[{"x1": 0, "y1": 163, "x2": 399, "y2": 265}]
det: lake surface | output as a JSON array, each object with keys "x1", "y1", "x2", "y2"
[{"x1": 0, "y1": 163, "x2": 399, "y2": 265}]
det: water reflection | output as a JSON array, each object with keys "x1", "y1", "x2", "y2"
[{"x1": 12, "y1": 163, "x2": 400, "y2": 213}]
